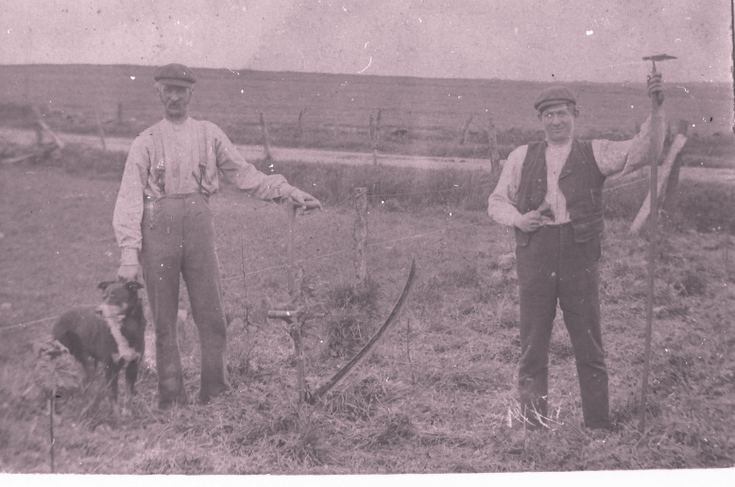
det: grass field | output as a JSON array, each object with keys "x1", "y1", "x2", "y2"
[
  {"x1": 0, "y1": 141, "x2": 733, "y2": 474},
  {"x1": 1, "y1": 64, "x2": 734, "y2": 476}
]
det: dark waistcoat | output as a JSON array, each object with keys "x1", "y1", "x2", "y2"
[{"x1": 515, "y1": 138, "x2": 606, "y2": 247}]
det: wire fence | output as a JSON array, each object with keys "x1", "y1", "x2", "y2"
[
  {"x1": 0, "y1": 195, "x2": 490, "y2": 334},
  {"x1": 1, "y1": 169, "x2": 652, "y2": 335}
]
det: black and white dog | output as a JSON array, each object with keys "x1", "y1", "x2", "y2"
[{"x1": 53, "y1": 281, "x2": 146, "y2": 410}]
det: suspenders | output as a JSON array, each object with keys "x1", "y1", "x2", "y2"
[
  {"x1": 147, "y1": 120, "x2": 210, "y2": 229},
  {"x1": 149, "y1": 120, "x2": 210, "y2": 197}
]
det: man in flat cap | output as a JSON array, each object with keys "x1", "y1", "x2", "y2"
[
  {"x1": 487, "y1": 73, "x2": 665, "y2": 430},
  {"x1": 113, "y1": 63, "x2": 322, "y2": 408}
]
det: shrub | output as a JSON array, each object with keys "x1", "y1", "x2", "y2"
[
  {"x1": 673, "y1": 180, "x2": 735, "y2": 234},
  {"x1": 322, "y1": 279, "x2": 380, "y2": 359},
  {"x1": 38, "y1": 140, "x2": 735, "y2": 236}
]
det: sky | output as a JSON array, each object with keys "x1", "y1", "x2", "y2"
[{"x1": 1, "y1": 0, "x2": 733, "y2": 83}]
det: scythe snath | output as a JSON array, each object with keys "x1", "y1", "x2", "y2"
[
  {"x1": 639, "y1": 53, "x2": 676, "y2": 434},
  {"x1": 266, "y1": 204, "x2": 417, "y2": 406}
]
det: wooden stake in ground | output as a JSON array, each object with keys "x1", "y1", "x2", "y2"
[
  {"x1": 639, "y1": 53, "x2": 676, "y2": 434},
  {"x1": 93, "y1": 105, "x2": 107, "y2": 152},
  {"x1": 353, "y1": 187, "x2": 368, "y2": 285},
  {"x1": 0, "y1": 107, "x2": 68, "y2": 165},
  {"x1": 287, "y1": 202, "x2": 297, "y2": 295},
  {"x1": 296, "y1": 109, "x2": 305, "y2": 142},
  {"x1": 369, "y1": 113, "x2": 378, "y2": 165},
  {"x1": 49, "y1": 386, "x2": 55, "y2": 473},
  {"x1": 487, "y1": 115, "x2": 501, "y2": 175},
  {"x1": 31, "y1": 106, "x2": 65, "y2": 152},
  {"x1": 376, "y1": 108, "x2": 382, "y2": 141},
  {"x1": 259, "y1": 112, "x2": 272, "y2": 161},
  {"x1": 285, "y1": 202, "x2": 306, "y2": 405},
  {"x1": 460, "y1": 115, "x2": 474, "y2": 145},
  {"x1": 267, "y1": 202, "x2": 307, "y2": 404}
]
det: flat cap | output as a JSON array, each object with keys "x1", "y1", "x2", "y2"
[
  {"x1": 153, "y1": 63, "x2": 197, "y2": 87},
  {"x1": 534, "y1": 86, "x2": 576, "y2": 113}
]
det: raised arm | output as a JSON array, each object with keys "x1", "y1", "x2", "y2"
[{"x1": 593, "y1": 73, "x2": 666, "y2": 178}]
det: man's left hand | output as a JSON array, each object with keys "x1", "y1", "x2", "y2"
[
  {"x1": 647, "y1": 72, "x2": 664, "y2": 106},
  {"x1": 289, "y1": 189, "x2": 323, "y2": 211}
]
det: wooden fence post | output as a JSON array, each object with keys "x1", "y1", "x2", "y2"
[
  {"x1": 369, "y1": 113, "x2": 378, "y2": 165},
  {"x1": 460, "y1": 115, "x2": 474, "y2": 145},
  {"x1": 376, "y1": 108, "x2": 382, "y2": 141},
  {"x1": 259, "y1": 112, "x2": 272, "y2": 161},
  {"x1": 34, "y1": 119, "x2": 44, "y2": 146},
  {"x1": 488, "y1": 116, "x2": 501, "y2": 174},
  {"x1": 23, "y1": 75, "x2": 30, "y2": 104},
  {"x1": 295, "y1": 109, "x2": 305, "y2": 142},
  {"x1": 353, "y1": 187, "x2": 369, "y2": 285},
  {"x1": 287, "y1": 202, "x2": 297, "y2": 295},
  {"x1": 93, "y1": 105, "x2": 106, "y2": 152},
  {"x1": 117, "y1": 102, "x2": 124, "y2": 124}
]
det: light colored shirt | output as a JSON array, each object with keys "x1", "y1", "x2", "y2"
[
  {"x1": 113, "y1": 117, "x2": 295, "y2": 251},
  {"x1": 487, "y1": 113, "x2": 665, "y2": 228}
]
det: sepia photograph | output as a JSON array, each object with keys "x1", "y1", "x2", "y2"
[{"x1": 0, "y1": 0, "x2": 733, "y2": 482}]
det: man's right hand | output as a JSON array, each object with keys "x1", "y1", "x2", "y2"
[
  {"x1": 118, "y1": 263, "x2": 142, "y2": 283},
  {"x1": 118, "y1": 248, "x2": 142, "y2": 282},
  {"x1": 514, "y1": 210, "x2": 544, "y2": 233},
  {"x1": 647, "y1": 72, "x2": 664, "y2": 106}
]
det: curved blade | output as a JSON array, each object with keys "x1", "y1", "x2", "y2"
[{"x1": 307, "y1": 258, "x2": 417, "y2": 404}]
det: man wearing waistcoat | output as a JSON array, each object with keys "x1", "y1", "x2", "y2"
[
  {"x1": 113, "y1": 63, "x2": 322, "y2": 409},
  {"x1": 487, "y1": 73, "x2": 665, "y2": 430}
]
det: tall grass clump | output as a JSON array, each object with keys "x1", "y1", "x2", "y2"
[
  {"x1": 23, "y1": 140, "x2": 735, "y2": 235},
  {"x1": 40, "y1": 143, "x2": 127, "y2": 179},
  {"x1": 673, "y1": 180, "x2": 735, "y2": 234},
  {"x1": 322, "y1": 278, "x2": 381, "y2": 359}
]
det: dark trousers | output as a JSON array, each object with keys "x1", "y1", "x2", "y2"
[
  {"x1": 516, "y1": 224, "x2": 611, "y2": 429},
  {"x1": 141, "y1": 193, "x2": 229, "y2": 407}
]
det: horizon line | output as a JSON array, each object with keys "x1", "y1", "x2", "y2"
[{"x1": 0, "y1": 62, "x2": 731, "y2": 86}]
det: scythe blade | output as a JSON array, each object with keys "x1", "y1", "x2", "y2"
[{"x1": 307, "y1": 258, "x2": 417, "y2": 404}]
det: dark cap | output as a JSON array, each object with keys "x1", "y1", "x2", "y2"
[
  {"x1": 153, "y1": 63, "x2": 197, "y2": 87},
  {"x1": 534, "y1": 86, "x2": 576, "y2": 113}
]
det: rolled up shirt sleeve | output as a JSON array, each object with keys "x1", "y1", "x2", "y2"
[
  {"x1": 487, "y1": 145, "x2": 527, "y2": 228},
  {"x1": 593, "y1": 111, "x2": 666, "y2": 178},
  {"x1": 113, "y1": 137, "x2": 150, "y2": 252}
]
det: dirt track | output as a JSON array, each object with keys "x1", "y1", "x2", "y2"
[
  {"x1": 2, "y1": 127, "x2": 734, "y2": 183},
  {"x1": 0, "y1": 127, "x2": 491, "y2": 171}
]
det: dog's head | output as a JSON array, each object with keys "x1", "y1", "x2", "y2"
[{"x1": 95, "y1": 281, "x2": 144, "y2": 319}]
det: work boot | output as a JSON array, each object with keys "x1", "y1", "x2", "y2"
[
  {"x1": 158, "y1": 393, "x2": 190, "y2": 410},
  {"x1": 199, "y1": 382, "x2": 230, "y2": 405}
]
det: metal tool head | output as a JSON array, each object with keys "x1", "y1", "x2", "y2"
[
  {"x1": 643, "y1": 54, "x2": 677, "y2": 72},
  {"x1": 643, "y1": 54, "x2": 677, "y2": 62}
]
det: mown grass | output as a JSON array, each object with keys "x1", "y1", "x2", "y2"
[{"x1": 1, "y1": 144, "x2": 733, "y2": 475}]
